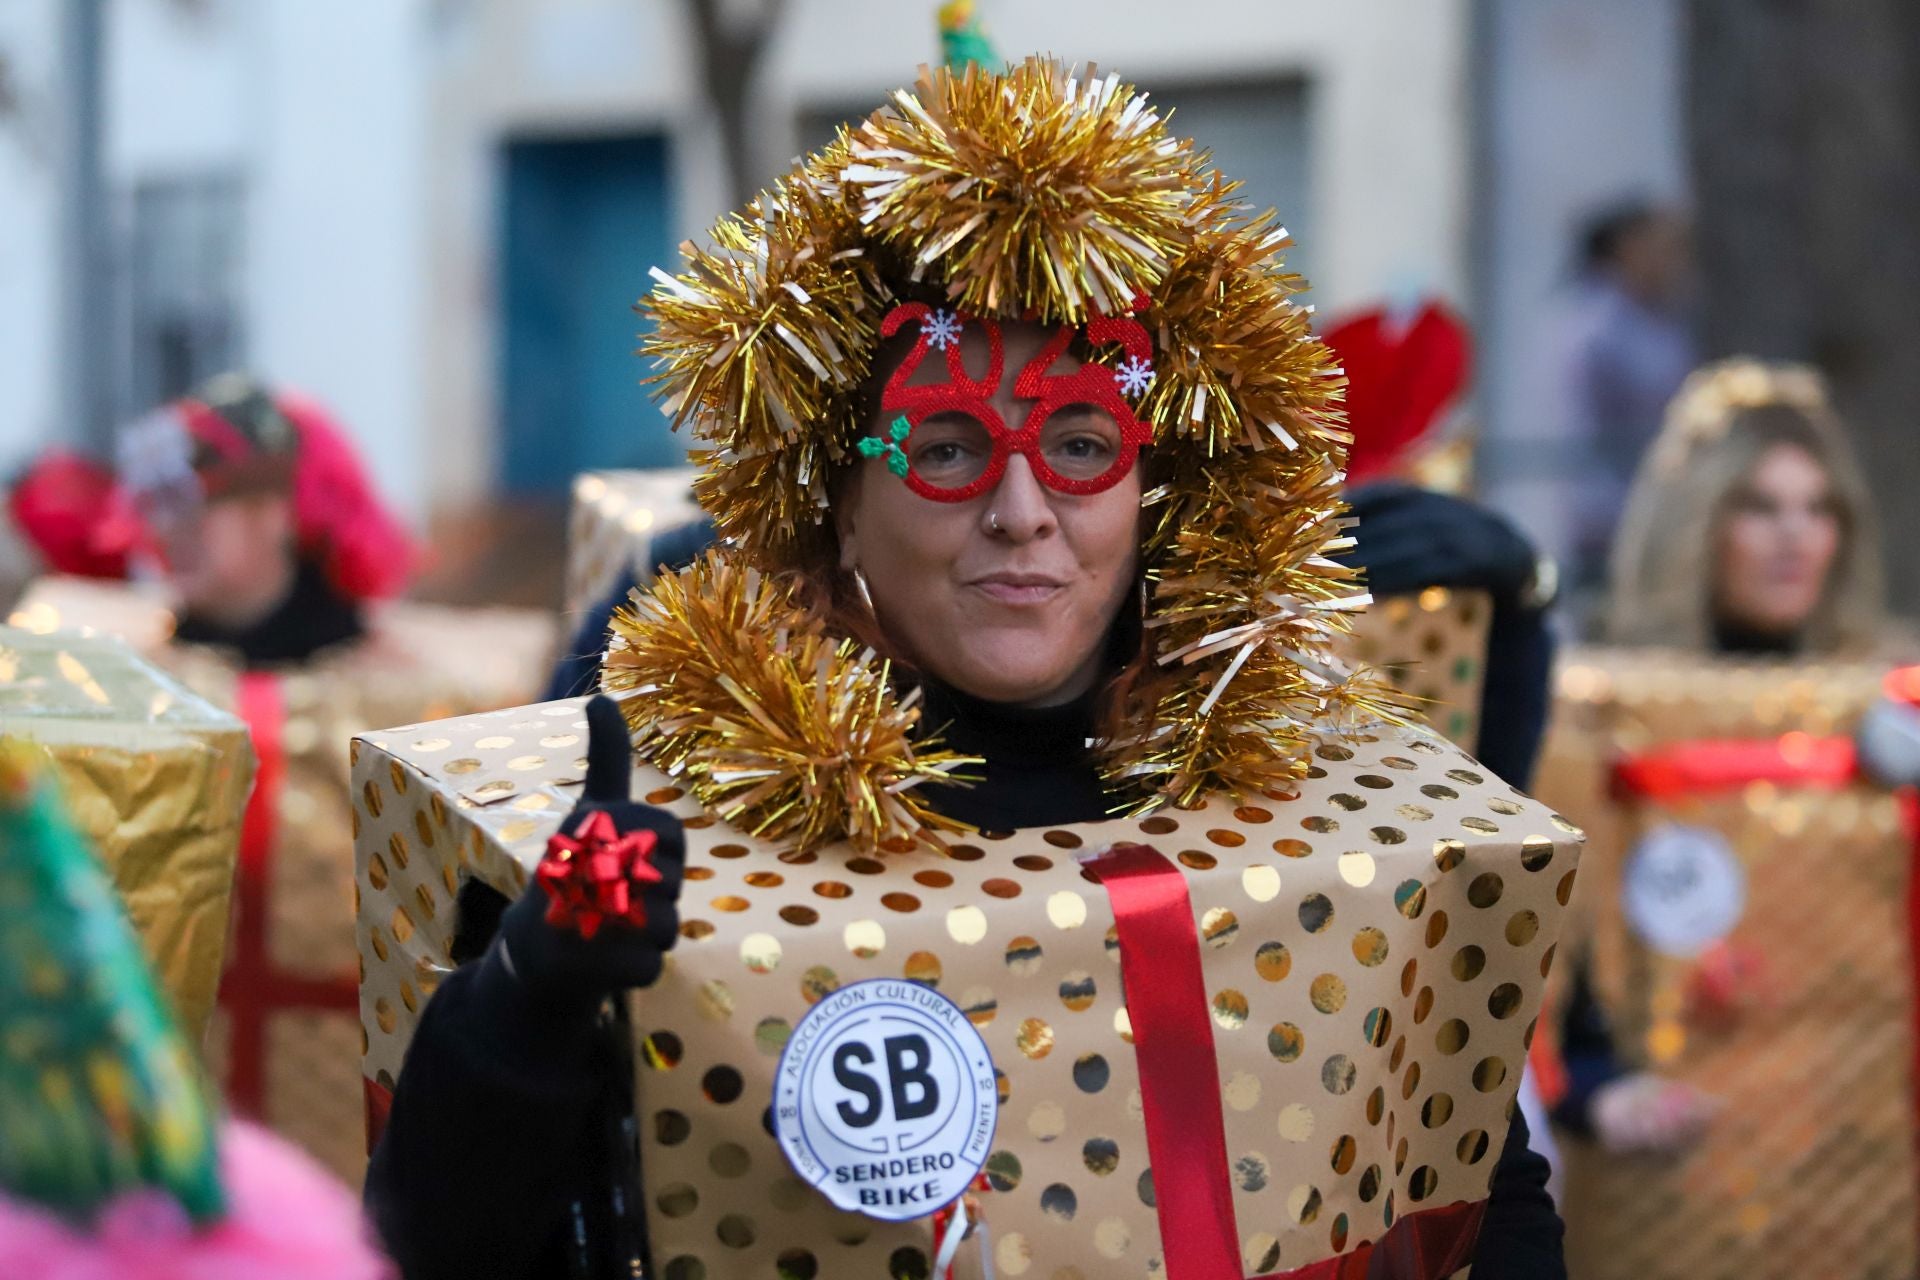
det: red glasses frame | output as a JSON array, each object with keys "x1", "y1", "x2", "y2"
[{"x1": 875, "y1": 301, "x2": 1155, "y2": 503}]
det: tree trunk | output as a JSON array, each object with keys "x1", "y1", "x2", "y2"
[{"x1": 1688, "y1": 0, "x2": 1920, "y2": 614}]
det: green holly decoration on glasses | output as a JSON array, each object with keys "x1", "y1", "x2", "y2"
[{"x1": 859, "y1": 415, "x2": 912, "y2": 478}]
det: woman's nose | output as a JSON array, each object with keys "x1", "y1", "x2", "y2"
[{"x1": 982, "y1": 455, "x2": 1058, "y2": 542}]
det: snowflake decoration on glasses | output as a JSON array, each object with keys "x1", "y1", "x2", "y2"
[
  {"x1": 1114, "y1": 354, "x2": 1155, "y2": 400},
  {"x1": 923, "y1": 308, "x2": 964, "y2": 351}
]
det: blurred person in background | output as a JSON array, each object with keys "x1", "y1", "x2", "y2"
[
  {"x1": 1607, "y1": 358, "x2": 1887, "y2": 657},
  {"x1": 109, "y1": 372, "x2": 415, "y2": 666},
  {"x1": 1559, "y1": 201, "x2": 1698, "y2": 594},
  {"x1": 1543, "y1": 358, "x2": 1897, "y2": 1165}
]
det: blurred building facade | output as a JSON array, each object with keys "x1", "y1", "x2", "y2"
[{"x1": 1, "y1": 0, "x2": 1681, "y2": 571}]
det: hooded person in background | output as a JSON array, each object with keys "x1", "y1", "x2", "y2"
[
  {"x1": 108, "y1": 372, "x2": 416, "y2": 667},
  {"x1": 1559, "y1": 202, "x2": 1698, "y2": 593}
]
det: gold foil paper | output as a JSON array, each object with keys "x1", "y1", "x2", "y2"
[
  {"x1": 0, "y1": 625, "x2": 253, "y2": 1044},
  {"x1": 1343, "y1": 589, "x2": 1492, "y2": 754},
  {"x1": 565, "y1": 468, "x2": 701, "y2": 617},
  {"x1": 12, "y1": 576, "x2": 557, "y2": 1184},
  {"x1": 1535, "y1": 649, "x2": 1914, "y2": 1280},
  {"x1": 357, "y1": 698, "x2": 1582, "y2": 1276}
]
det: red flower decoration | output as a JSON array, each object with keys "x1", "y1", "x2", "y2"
[{"x1": 536, "y1": 810, "x2": 663, "y2": 940}]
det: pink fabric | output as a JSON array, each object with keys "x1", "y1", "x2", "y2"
[
  {"x1": 274, "y1": 393, "x2": 416, "y2": 601},
  {"x1": 0, "y1": 1122, "x2": 393, "y2": 1280},
  {"x1": 8, "y1": 451, "x2": 129, "y2": 579}
]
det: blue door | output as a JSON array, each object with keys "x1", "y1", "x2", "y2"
[{"x1": 499, "y1": 134, "x2": 679, "y2": 493}]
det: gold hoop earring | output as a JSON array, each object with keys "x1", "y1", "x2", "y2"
[{"x1": 852, "y1": 566, "x2": 876, "y2": 613}]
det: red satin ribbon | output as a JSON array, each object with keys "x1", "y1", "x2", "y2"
[
  {"x1": 364, "y1": 1077, "x2": 394, "y2": 1154},
  {"x1": 1086, "y1": 844, "x2": 1241, "y2": 1280},
  {"x1": 221, "y1": 671, "x2": 359, "y2": 1115},
  {"x1": 1610, "y1": 732, "x2": 1857, "y2": 802}
]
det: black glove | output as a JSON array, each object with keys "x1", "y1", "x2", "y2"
[
  {"x1": 483, "y1": 695, "x2": 685, "y2": 1018},
  {"x1": 1342, "y1": 482, "x2": 1541, "y2": 603}
]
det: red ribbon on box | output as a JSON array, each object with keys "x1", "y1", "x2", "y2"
[
  {"x1": 221, "y1": 671, "x2": 359, "y2": 1115},
  {"x1": 1086, "y1": 843, "x2": 1487, "y2": 1280}
]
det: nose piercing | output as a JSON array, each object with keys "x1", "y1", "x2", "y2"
[{"x1": 988, "y1": 512, "x2": 1002, "y2": 533}]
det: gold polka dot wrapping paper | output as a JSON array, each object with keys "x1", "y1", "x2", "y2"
[
  {"x1": 357, "y1": 697, "x2": 1582, "y2": 1276},
  {"x1": 13, "y1": 575, "x2": 558, "y2": 1186},
  {"x1": 565, "y1": 469, "x2": 702, "y2": 618},
  {"x1": 1534, "y1": 650, "x2": 1920, "y2": 1280},
  {"x1": 1341, "y1": 588, "x2": 1492, "y2": 755},
  {"x1": 0, "y1": 624, "x2": 254, "y2": 1047}
]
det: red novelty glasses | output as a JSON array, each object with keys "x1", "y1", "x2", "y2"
[{"x1": 868, "y1": 301, "x2": 1156, "y2": 503}]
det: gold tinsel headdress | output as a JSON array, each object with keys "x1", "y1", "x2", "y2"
[
  {"x1": 1652, "y1": 358, "x2": 1831, "y2": 470},
  {"x1": 607, "y1": 56, "x2": 1402, "y2": 850}
]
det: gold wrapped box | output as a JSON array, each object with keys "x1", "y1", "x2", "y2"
[
  {"x1": 357, "y1": 697, "x2": 1582, "y2": 1276},
  {"x1": 0, "y1": 625, "x2": 254, "y2": 1044},
  {"x1": 1534, "y1": 649, "x2": 1914, "y2": 1280},
  {"x1": 10, "y1": 576, "x2": 558, "y2": 1185},
  {"x1": 1342, "y1": 588, "x2": 1492, "y2": 754},
  {"x1": 565, "y1": 469, "x2": 701, "y2": 616}
]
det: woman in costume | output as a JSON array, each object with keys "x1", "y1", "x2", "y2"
[
  {"x1": 1543, "y1": 362, "x2": 1899, "y2": 1157},
  {"x1": 1606, "y1": 358, "x2": 1886, "y2": 657},
  {"x1": 107, "y1": 372, "x2": 416, "y2": 667},
  {"x1": 368, "y1": 57, "x2": 1565, "y2": 1279}
]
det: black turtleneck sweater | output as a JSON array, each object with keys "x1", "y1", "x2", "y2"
[
  {"x1": 366, "y1": 692, "x2": 1565, "y2": 1279},
  {"x1": 174, "y1": 557, "x2": 365, "y2": 668}
]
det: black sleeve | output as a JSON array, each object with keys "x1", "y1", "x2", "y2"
[
  {"x1": 1471, "y1": 1106, "x2": 1568, "y2": 1279},
  {"x1": 1341, "y1": 482, "x2": 1553, "y2": 789},
  {"x1": 1475, "y1": 592, "x2": 1555, "y2": 791},
  {"x1": 363, "y1": 955, "x2": 598, "y2": 1280},
  {"x1": 542, "y1": 518, "x2": 719, "y2": 703},
  {"x1": 1550, "y1": 957, "x2": 1627, "y2": 1138},
  {"x1": 544, "y1": 576, "x2": 637, "y2": 702}
]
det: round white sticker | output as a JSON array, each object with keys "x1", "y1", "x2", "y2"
[
  {"x1": 774, "y1": 978, "x2": 998, "y2": 1221},
  {"x1": 1621, "y1": 824, "x2": 1746, "y2": 957}
]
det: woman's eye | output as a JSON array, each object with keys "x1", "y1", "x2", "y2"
[
  {"x1": 1058, "y1": 434, "x2": 1112, "y2": 458},
  {"x1": 918, "y1": 441, "x2": 967, "y2": 465}
]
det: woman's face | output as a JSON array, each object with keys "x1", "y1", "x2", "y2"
[
  {"x1": 836, "y1": 320, "x2": 1142, "y2": 706},
  {"x1": 1712, "y1": 442, "x2": 1842, "y2": 638}
]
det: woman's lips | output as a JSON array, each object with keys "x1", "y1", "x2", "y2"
[{"x1": 968, "y1": 573, "x2": 1067, "y2": 605}]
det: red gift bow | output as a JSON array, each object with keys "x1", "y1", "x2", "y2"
[{"x1": 536, "y1": 810, "x2": 662, "y2": 939}]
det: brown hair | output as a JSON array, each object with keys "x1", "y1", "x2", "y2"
[{"x1": 1606, "y1": 360, "x2": 1886, "y2": 653}]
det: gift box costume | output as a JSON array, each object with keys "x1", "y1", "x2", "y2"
[{"x1": 365, "y1": 55, "x2": 1577, "y2": 1279}]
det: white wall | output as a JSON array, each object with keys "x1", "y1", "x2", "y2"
[
  {"x1": 243, "y1": 1, "x2": 428, "y2": 521},
  {"x1": 1474, "y1": 0, "x2": 1687, "y2": 564},
  {"x1": 4, "y1": 0, "x2": 1474, "y2": 520},
  {"x1": 0, "y1": 1, "x2": 63, "y2": 473},
  {"x1": 421, "y1": 0, "x2": 1474, "y2": 509},
  {"x1": 0, "y1": 0, "x2": 428, "y2": 520}
]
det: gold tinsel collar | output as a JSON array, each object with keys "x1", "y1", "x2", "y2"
[{"x1": 614, "y1": 57, "x2": 1405, "y2": 851}]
